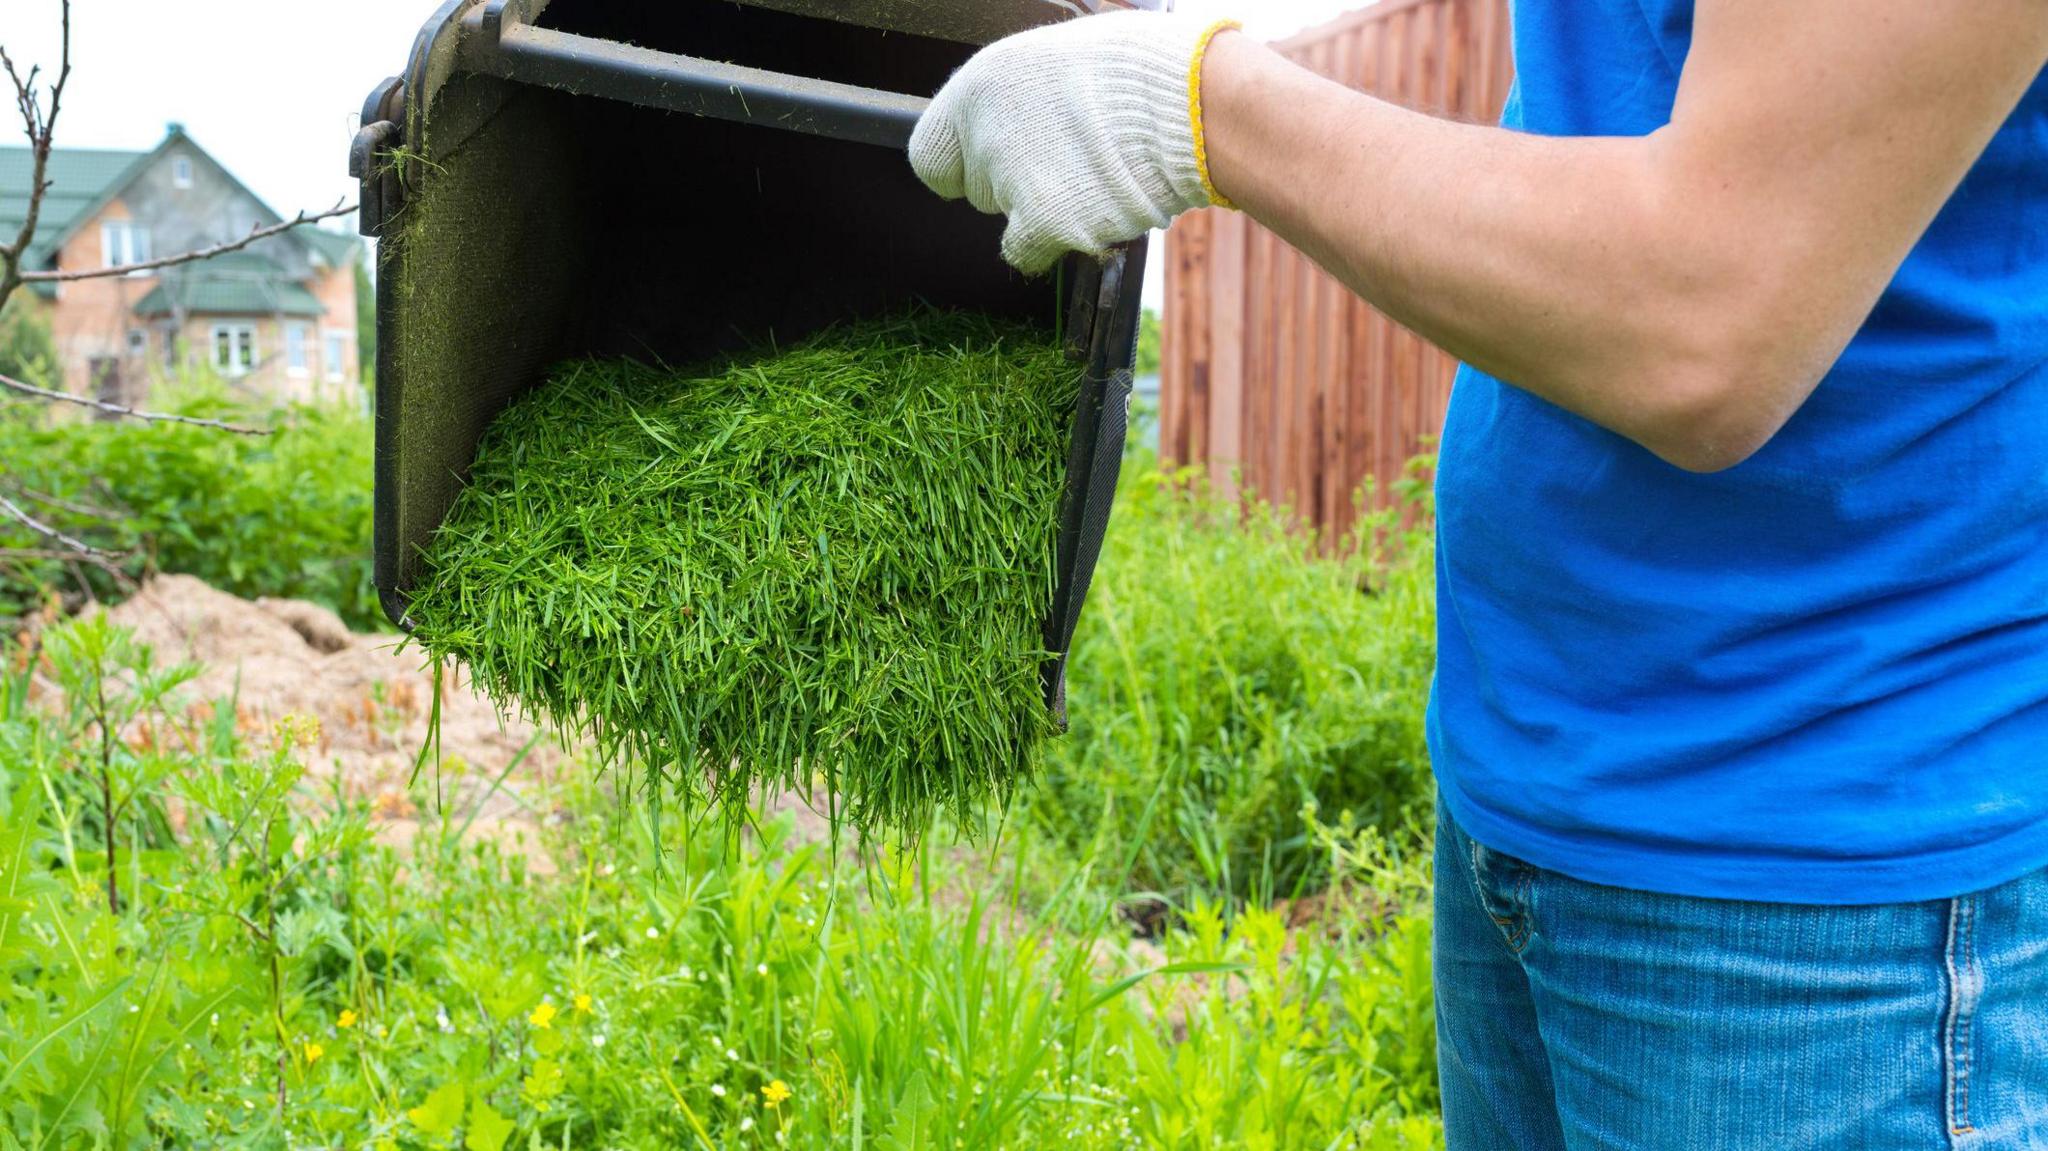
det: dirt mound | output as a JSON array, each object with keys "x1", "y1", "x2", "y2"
[{"x1": 103, "y1": 575, "x2": 572, "y2": 867}]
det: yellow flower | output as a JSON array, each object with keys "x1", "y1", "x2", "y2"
[
  {"x1": 337, "y1": 1009, "x2": 357, "y2": 1030},
  {"x1": 573, "y1": 993, "x2": 592, "y2": 1014},
  {"x1": 529, "y1": 1001, "x2": 558, "y2": 1029},
  {"x1": 303, "y1": 1041, "x2": 324, "y2": 1064},
  {"x1": 762, "y1": 1079, "x2": 792, "y2": 1107}
]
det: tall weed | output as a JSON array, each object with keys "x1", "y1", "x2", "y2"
[
  {"x1": 1040, "y1": 459, "x2": 1437, "y2": 904},
  {"x1": 0, "y1": 615, "x2": 1443, "y2": 1149}
]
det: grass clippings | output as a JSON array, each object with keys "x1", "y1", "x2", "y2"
[{"x1": 405, "y1": 311, "x2": 1075, "y2": 839}]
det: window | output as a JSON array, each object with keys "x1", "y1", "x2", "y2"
[
  {"x1": 285, "y1": 323, "x2": 309, "y2": 376},
  {"x1": 159, "y1": 324, "x2": 179, "y2": 369},
  {"x1": 126, "y1": 328, "x2": 148, "y2": 359},
  {"x1": 171, "y1": 156, "x2": 193, "y2": 189},
  {"x1": 212, "y1": 324, "x2": 256, "y2": 376},
  {"x1": 100, "y1": 219, "x2": 151, "y2": 268},
  {"x1": 323, "y1": 330, "x2": 348, "y2": 382}
]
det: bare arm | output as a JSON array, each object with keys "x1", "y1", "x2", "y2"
[{"x1": 1200, "y1": 2, "x2": 2048, "y2": 471}]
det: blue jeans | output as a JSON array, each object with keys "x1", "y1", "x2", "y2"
[{"x1": 1433, "y1": 796, "x2": 2048, "y2": 1149}]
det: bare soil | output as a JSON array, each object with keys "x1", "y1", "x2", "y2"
[{"x1": 102, "y1": 574, "x2": 574, "y2": 867}]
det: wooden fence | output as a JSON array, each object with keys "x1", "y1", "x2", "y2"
[{"x1": 1159, "y1": 0, "x2": 1513, "y2": 539}]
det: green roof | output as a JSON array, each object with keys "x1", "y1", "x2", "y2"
[
  {"x1": 299, "y1": 226, "x2": 362, "y2": 267},
  {"x1": 0, "y1": 144, "x2": 151, "y2": 272},
  {"x1": 4, "y1": 128, "x2": 354, "y2": 310},
  {"x1": 132, "y1": 264, "x2": 326, "y2": 318}
]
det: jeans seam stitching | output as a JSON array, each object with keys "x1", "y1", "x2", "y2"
[
  {"x1": 1959, "y1": 896, "x2": 1977, "y2": 1135},
  {"x1": 1945, "y1": 894, "x2": 1979, "y2": 1141}
]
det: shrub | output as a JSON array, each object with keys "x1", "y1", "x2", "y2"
[
  {"x1": 0, "y1": 296, "x2": 58, "y2": 386},
  {"x1": 0, "y1": 382, "x2": 376, "y2": 627},
  {"x1": 1037, "y1": 459, "x2": 1438, "y2": 904}
]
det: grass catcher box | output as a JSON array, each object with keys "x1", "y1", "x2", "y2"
[{"x1": 350, "y1": 0, "x2": 1157, "y2": 724}]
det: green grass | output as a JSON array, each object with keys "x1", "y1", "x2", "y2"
[
  {"x1": 0, "y1": 355, "x2": 1450, "y2": 1148},
  {"x1": 1035, "y1": 460, "x2": 1438, "y2": 905},
  {"x1": 0, "y1": 608, "x2": 1444, "y2": 1151},
  {"x1": 405, "y1": 311, "x2": 1077, "y2": 840}
]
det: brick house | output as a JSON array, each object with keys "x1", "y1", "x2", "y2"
[{"x1": 0, "y1": 124, "x2": 362, "y2": 406}]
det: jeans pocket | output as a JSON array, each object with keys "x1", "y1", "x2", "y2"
[{"x1": 1443, "y1": 797, "x2": 1537, "y2": 953}]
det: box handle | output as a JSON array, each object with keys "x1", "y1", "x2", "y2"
[{"x1": 465, "y1": 0, "x2": 932, "y2": 150}]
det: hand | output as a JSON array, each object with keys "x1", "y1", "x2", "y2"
[{"x1": 909, "y1": 13, "x2": 1242, "y2": 275}]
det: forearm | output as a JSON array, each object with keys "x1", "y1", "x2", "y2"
[
  {"x1": 1201, "y1": 35, "x2": 1813, "y2": 471},
  {"x1": 1199, "y1": 19, "x2": 2044, "y2": 471},
  {"x1": 910, "y1": 1, "x2": 2046, "y2": 468}
]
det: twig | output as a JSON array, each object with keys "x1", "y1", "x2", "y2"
[
  {"x1": 0, "y1": 546, "x2": 130, "y2": 589},
  {"x1": 0, "y1": 492, "x2": 114, "y2": 556},
  {"x1": 0, "y1": 0, "x2": 70, "y2": 313},
  {"x1": 20, "y1": 201, "x2": 357, "y2": 283},
  {"x1": 0, "y1": 546, "x2": 110, "y2": 564},
  {"x1": 0, "y1": 480, "x2": 125, "y2": 521},
  {"x1": 0, "y1": 494, "x2": 138, "y2": 598},
  {"x1": 0, "y1": 370, "x2": 271, "y2": 434}
]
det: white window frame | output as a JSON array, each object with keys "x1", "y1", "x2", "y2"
[
  {"x1": 171, "y1": 156, "x2": 194, "y2": 189},
  {"x1": 322, "y1": 329, "x2": 348, "y2": 383},
  {"x1": 211, "y1": 323, "x2": 257, "y2": 377},
  {"x1": 100, "y1": 219, "x2": 151, "y2": 269},
  {"x1": 285, "y1": 322, "x2": 310, "y2": 377},
  {"x1": 126, "y1": 328, "x2": 149, "y2": 359}
]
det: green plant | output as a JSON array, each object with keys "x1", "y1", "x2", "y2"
[
  {"x1": 0, "y1": 381, "x2": 377, "y2": 626},
  {"x1": 356, "y1": 258, "x2": 377, "y2": 384},
  {"x1": 406, "y1": 311, "x2": 1076, "y2": 839},
  {"x1": 1036, "y1": 459, "x2": 1438, "y2": 904},
  {"x1": 0, "y1": 620, "x2": 260, "y2": 1146},
  {"x1": 1, "y1": 610, "x2": 1445, "y2": 1150},
  {"x1": 1134, "y1": 306, "x2": 1162, "y2": 377},
  {"x1": 34, "y1": 612, "x2": 197, "y2": 911},
  {"x1": 0, "y1": 295, "x2": 58, "y2": 386}
]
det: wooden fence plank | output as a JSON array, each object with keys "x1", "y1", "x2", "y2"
[
  {"x1": 1208, "y1": 209, "x2": 1247, "y2": 491},
  {"x1": 1160, "y1": 0, "x2": 1510, "y2": 543}
]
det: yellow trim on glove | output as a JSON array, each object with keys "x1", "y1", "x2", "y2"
[{"x1": 1189, "y1": 19, "x2": 1243, "y2": 210}]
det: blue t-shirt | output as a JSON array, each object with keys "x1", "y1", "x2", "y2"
[{"x1": 1430, "y1": 0, "x2": 2048, "y2": 903}]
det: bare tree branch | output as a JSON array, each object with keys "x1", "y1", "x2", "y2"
[
  {"x1": 0, "y1": 0, "x2": 336, "y2": 445},
  {"x1": 0, "y1": 479, "x2": 125, "y2": 521},
  {"x1": 0, "y1": 491, "x2": 116, "y2": 557},
  {"x1": 21, "y1": 200, "x2": 357, "y2": 283},
  {"x1": 0, "y1": 544, "x2": 91, "y2": 565},
  {"x1": 0, "y1": 0, "x2": 69, "y2": 309},
  {"x1": 0, "y1": 370, "x2": 272, "y2": 434},
  {"x1": 0, "y1": 548, "x2": 135, "y2": 597},
  {"x1": 0, "y1": 545, "x2": 117, "y2": 566}
]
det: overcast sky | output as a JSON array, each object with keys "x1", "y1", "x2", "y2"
[{"x1": 4, "y1": 0, "x2": 1362, "y2": 302}]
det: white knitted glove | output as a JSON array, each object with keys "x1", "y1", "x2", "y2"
[{"x1": 909, "y1": 13, "x2": 1241, "y2": 275}]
